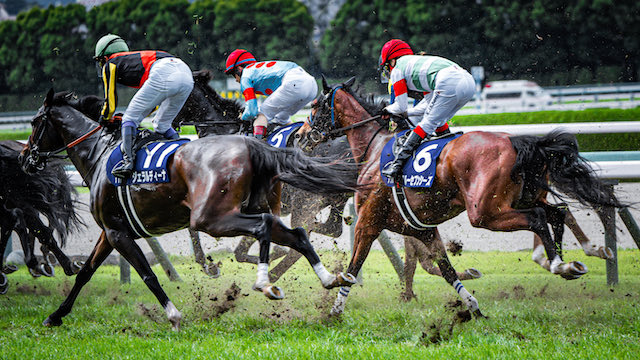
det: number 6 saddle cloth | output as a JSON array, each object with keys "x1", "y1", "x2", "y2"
[{"x1": 380, "y1": 131, "x2": 462, "y2": 188}]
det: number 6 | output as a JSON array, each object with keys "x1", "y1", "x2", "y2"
[{"x1": 413, "y1": 144, "x2": 438, "y2": 173}]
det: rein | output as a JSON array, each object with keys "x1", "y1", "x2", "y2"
[{"x1": 28, "y1": 109, "x2": 103, "y2": 162}]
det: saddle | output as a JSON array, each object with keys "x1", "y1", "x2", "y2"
[{"x1": 381, "y1": 131, "x2": 462, "y2": 188}]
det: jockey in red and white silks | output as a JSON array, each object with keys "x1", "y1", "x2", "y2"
[{"x1": 225, "y1": 49, "x2": 317, "y2": 138}]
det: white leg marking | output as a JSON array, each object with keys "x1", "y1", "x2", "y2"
[
  {"x1": 330, "y1": 286, "x2": 351, "y2": 315},
  {"x1": 254, "y1": 263, "x2": 269, "y2": 290},
  {"x1": 313, "y1": 262, "x2": 335, "y2": 287},
  {"x1": 453, "y1": 280, "x2": 479, "y2": 312},
  {"x1": 550, "y1": 255, "x2": 563, "y2": 274},
  {"x1": 532, "y1": 244, "x2": 551, "y2": 270},
  {"x1": 164, "y1": 301, "x2": 182, "y2": 331}
]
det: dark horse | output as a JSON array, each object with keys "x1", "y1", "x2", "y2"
[
  {"x1": 1, "y1": 141, "x2": 83, "y2": 294},
  {"x1": 297, "y1": 77, "x2": 623, "y2": 317},
  {"x1": 172, "y1": 71, "x2": 483, "y2": 291},
  {"x1": 19, "y1": 89, "x2": 359, "y2": 329}
]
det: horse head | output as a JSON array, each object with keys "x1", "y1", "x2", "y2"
[
  {"x1": 299, "y1": 76, "x2": 382, "y2": 150},
  {"x1": 20, "y1": 89, "x2": 103, "y2": 175}
]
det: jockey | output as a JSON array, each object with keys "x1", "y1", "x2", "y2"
[
  {"x1": 224, "y1": 49, "x2": 318, "y2": 139},
  {"x1": 379, "y1": 39, "x2": 474, "y2": 182},
  {"x1": 93, "y1": 34, "x2": 194, "y2": 179}
]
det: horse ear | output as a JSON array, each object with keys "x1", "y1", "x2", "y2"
[
  {"x1": 44, "y1": 88, "x2": 54, "y2": 107},
  {"x1": 321, "y1": 74, "x2": 331, "y2": 94},
  {"x1": 344, "y1": 76, "x2": 356, "y2": 88}
]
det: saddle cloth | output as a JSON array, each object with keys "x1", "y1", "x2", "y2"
[
  {"x1": 380, "y1": 131, "x2": 462, "y2": 188},
  {"x1": 106, "y1": 139, "x2": 190, "y2": 186},
  {"x1": 266, "y1": 122, "x2": 303, "y2": 148}
]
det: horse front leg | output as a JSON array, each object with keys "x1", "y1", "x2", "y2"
[{"x1": 43, "y1": 231, "x2": 113, "y2": 327}]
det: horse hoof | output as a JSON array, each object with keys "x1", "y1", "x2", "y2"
[
  {"x1": 2, "y1": 264, "x2": 18, "y2": 274},
  {"x1": 0, "y1": 274, "x2": 8, "y2": 294},
  {"x1": 262, "y1": 285, "x2": 284, "y2": 300},
  {"x1": 72, "y1": 261, "x2": 84, "y2": 274},
  {"x1": 204, "y1": 263, "x2": 220, "y2": 278},
  {"x1": 601, "y1": 247, "x2": 614, "y2": 260},
  {"x1": 473, "y1": 309, "x2": 489, "y2": 319},
  {"x1": 560, "y1": 261, "x2": 588, "y2": 280},
  {"x1": 464, "y1": 268, "x2": 483, "y2": 279},
  {"x1": 43, "y1": 316, "x2": 62, "y2": 327},
  {"x1": 29, "y1": 267, "x2": 42, "y2": 278},
  {"x1": 45, "y1": 252, "x2": 58, "y2": 266},
  {"x1": 337, "y1": 272, "x2": 357, "y2": 286},
  {"x1": 40, "y1": 263, "x2": 55, "y2": 277}
]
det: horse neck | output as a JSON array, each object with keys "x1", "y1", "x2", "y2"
[
  {"x1": 54, "y1": 106, "x2": 107, "y2": 186},
  {"x1": 336, "y1": 96, "x2": 388, "y2": 162}
]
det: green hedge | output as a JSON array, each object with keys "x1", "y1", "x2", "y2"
[{"x1": 451, "y1": 108, "x2": 640, "y2": 151}]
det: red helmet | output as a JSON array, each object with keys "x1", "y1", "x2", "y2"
[
  {"x1": 224, "y1": 49, "x2": 256, "y2": 74},
  {"x1": 379, "y1": 39, "x2": 413, "y2": 69}
]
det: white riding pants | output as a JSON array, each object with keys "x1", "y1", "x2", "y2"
[
  {"x1": 122, "y1": 57, "x2": 194, "y2": 133},
  {"x1": 412, "y1": 66, "x2": 475, "y2": 134},
  {"x1": 260, "y1": 67, "x2": 318, "y2": 126}
]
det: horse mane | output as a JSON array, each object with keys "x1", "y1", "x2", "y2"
[
  {"x1": 52, "y1": 91, "x2": 104, "y2": 121},
  {"x1": 192, "y1": 70, "x2": 244, "y2": 119},
  {"x1": 0, "y1": 145, "x2": 83, "y2": 246},
  {"x1": 342, "y1": 85, "x2": 387, "y2": 117}
]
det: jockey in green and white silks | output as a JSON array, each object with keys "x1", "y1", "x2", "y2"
[{"x1": 379, "y1": 39, "x2": 474, "y2": 182}]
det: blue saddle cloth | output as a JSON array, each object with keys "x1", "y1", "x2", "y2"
[
  {"x1": 380, "y1": 131, "x2": 462, "y2": 188},
  {"x1": 106, "y1": 139, "x2": 190, "y2": 186},
  {"x1": 267, "y1": 122, "x2": 303, "y2": 148}
]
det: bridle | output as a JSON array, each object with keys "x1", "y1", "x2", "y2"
[
  {"x1": 307, "y1": 85, "x2": 385, "y2": 162},
  {"x1": 24, "y1": 106, "x2": 103, "y2": 171}
]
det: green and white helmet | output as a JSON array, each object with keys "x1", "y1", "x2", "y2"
[{"x1": 94, "y1": 34, "x2": 129, "y2": 59}]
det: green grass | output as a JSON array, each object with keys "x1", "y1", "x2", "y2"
[{"x1": 1, "y1": 250, "x2": 639, "y2": 359}]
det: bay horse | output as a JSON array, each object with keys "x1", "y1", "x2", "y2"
[
  {"x1": 1, "y1": 141, "x2": 83, "y2": 294},
  {"x1": 173, "y1": 71, "x2": 483, "y2": 289},
  {"x1": 297, "y1": 77, "x2": 623, "y2": 317},
  {"x1": 19, "y1": 89, "x2": 359, "y2": 329}
]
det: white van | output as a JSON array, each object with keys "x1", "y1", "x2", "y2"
[{"x1": 481, "y1": 80, "x2": 553, "y2": 111}]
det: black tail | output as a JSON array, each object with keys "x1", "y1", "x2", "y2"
[
  {"x1": 245, "y1": 137, "x2": 359, "y2": 194},
  {"x1": 0, "y1": 144, "x2": 83, "y2": 247},
  {"x1": 509, "y1": 129, "x2": 623, "y2": 208}
]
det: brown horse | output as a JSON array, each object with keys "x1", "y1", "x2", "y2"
[
  {"x1": 297, "y1": 77, "x2": 622, "y2": 317},
  {"x1": 19, "y1": 89, "x2": 359, "y2": 329},
  {"x1": 173, "y1": 72, "x2": 482, "y2": 291}
]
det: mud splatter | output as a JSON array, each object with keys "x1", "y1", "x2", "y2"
[
  {"x1": 420, "y1": 300, "x2": 472, "y2": 345},
  {"x1": 513, "y1": 285, "x2": 526, "y2": 300},
  {"x1": 16, "y1": 284, "x2": 50, "y2": 295},
  {"x1": 446, "y1": 240, "x2": 463, "y2": 256},
  {"x1": 136, "y1": 303, "x2": 164, "y2": 324}
]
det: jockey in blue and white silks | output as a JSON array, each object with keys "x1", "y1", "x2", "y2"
[
  {"x1": 225, "y1": 49, "x2": 317, "y2": 138},
  {"x1": 379, "y1": 39, "x2": 474, "y2": 182}
]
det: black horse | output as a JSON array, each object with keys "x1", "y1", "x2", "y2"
[
  {"x1": 20, "y1": 89, "x2": 359, "y2": 329},
  {"x1": 1, "y1": 141, "x2": 83, "y2": 294}
]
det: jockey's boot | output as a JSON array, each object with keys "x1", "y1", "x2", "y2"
[
  {"x1": 160, "y1": 127, "x2": 180, "y2": 140},
  {"x1": 435, "y1": 128, "x2": 451, "y2": 136},
  {"x1": 382, "y1": 130, "x2": 426, "y2": 182},
  {"x1": 112, "y1": 126, "x2": 135, "y2": 179}
]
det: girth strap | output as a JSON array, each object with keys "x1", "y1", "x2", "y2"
[{"x1": 391, "y1": 185, "x2": 437, "y2": 230}]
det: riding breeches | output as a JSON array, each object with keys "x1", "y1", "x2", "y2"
[
  {"x1": 122, "y1": 57, "x2": 194, "y2": 133},
  {"x1": 412, "y1": 66, "x2": 474, "y2": 134},
  {"x1": 259, "y1": 67, "x2": 318, "y2": 126}
]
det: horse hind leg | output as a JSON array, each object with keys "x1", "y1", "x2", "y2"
[
  {"x1": 196, "y1": 212, "x2": 284, "y2": 300},
  {"x1": 565, "y1": 209, "x2": 613, "y2": 259}
]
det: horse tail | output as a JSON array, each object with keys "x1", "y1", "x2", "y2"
[
  {"x1": 0, "y1": 147, "x2": 83, "y2": 247},
  {"x1": 509, "y1": 129, "x2": 623, "y2": 208},
  {"x1": 244, "y1": 137, "x2": 359, "y2": 194}
]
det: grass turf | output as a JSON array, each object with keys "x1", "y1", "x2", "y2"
[{"x1": 1, "y1": 249, "x2": 639, "y2": 359}]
